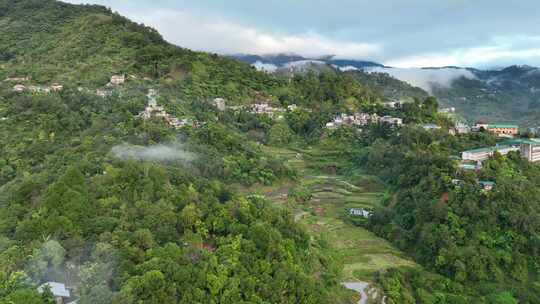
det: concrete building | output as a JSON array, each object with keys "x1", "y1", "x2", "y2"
[
  {"x1": 461, "y1": 145, "x2": 520, "y2": 162},
  {"x1": 521, "y1": 143, "x2": 540, "y2": 162},
  {"x1": 454, "y1": 122, "x2": 470, "y2": 134},
  {"x1": 487, "y1": 124, "x2": 519, "y2": 137},
  {"x1": 515, "y1": 139, "x2": 540, "y2": 162},
  {"x1": 138, "y1": 90, "x2": 195, "y2": 129},
  {"x1": 109, "y1": 74, "x2": 126, "y2": 86}
]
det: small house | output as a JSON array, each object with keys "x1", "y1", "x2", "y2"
[
  {"x1": 37, "y1": 282, "x2": 71, "y2": 304},
  {"x1": 349, "y1": 208, "x2": 372, "y2": 218},
  {"x1": 212, "y1": 98, "x2": 226, "y2": 111},
  {"x1": 109, "y1": 74, "x2": 126, "y2": 86}
]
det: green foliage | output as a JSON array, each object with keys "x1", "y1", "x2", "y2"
[{"x1": 332, "y1": 124, "x2": 540, "y2": 301}]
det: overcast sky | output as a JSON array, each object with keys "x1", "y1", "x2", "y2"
[{"x1": 64, "y1": 0, "x2": 540, "y2": 68}]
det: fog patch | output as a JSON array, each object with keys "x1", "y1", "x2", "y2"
[
  {"x1": 111, "y1": 143, "x2": 196, "y2": 162},
  {"x1": 336, "y1": 65, "x2": 359, "y2": 72},
  {"x1": 368, "y1": 67, "x2": 477, "y2": 92}
]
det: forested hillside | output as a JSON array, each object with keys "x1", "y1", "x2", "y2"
[
  {"x1": 432, "y1": 65, "x2": 540, "y2": 127},
  {"x1": 0, "y1": 1, "x2": 368, "y2": 303},
  {"x1": 326, "y1": 120, "x2": 540, "y2": 302}
]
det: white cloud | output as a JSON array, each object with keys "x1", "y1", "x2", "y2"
[
  {"x1": 127, "y1": 9, "x2": 381, "y2": 59},
  {"x1": 369, "y1": 67, "x2": 477, "y2": 92},
  {"x1": 387, "y1": 36, "x2": 540, "y2": 68}
]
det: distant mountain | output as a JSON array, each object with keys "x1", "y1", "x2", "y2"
[
  {"x1": 429, "y1": 65, "x2": 540, "y2": 126},
  {"x1": 230, "y1": 53, "x2": 385, "y2": 73}
]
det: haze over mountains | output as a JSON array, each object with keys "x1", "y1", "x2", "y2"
[{"x1": 233, "y1": 53, "x2": 540, "y2": 126}]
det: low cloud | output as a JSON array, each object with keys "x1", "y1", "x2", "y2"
[
  {"x1": 369, "y1": 67, "x2": 477, "y2": 92},
  {"x1": 111, "y1": 143, "x2": 196, "y2": 162}
]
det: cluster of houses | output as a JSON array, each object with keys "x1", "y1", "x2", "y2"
[
  {"x1": 137, "y1": 89, "x2": 197, "y2": 129},
  {"x1": 325, "y1": 112, "x2": 403, "y2": 130},
  {"x1": 5, "y1": 76, "x2": 64, "y2": 94},
  {"x1": 452, "y1": 178, "x2": 495, "y2": 192},
  {"x1": 219, "y1": 99, "x2": 301, "y2": 120},
  {"x1": 247, "y1": 103, "x2": 299, "y2": 118},
  {"x1": 7, "y1": 74, "x2": 131, "y2": 96}
]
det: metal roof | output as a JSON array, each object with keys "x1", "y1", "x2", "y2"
[
  {"x1": 38, "y1": 282, "x2": 70, "y2": 298},
  {"x1": 488, "y1": 124, "x2": 519, "y2": 129}
]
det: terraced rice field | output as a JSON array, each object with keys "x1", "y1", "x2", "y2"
[{"x1": 259, "y1": 146, "x2": 415, "y2": 281}]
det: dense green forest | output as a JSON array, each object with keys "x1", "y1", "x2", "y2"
[{"x1": 1, "y1": 0, "x2": 539, "y2": 303}]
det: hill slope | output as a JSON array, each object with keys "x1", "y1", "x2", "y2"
[
  {"x1": 0, "y1": 0, "x2": 281, "y2": 100},
  {"x1": 0, "y1": 1, "x2": 370, "y2": 303},
  {"x1": 432, "y1": 65, "x2": 540, "y2": 126}
]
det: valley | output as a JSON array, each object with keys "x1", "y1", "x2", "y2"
[
  {"x1": 241, "y1": 145, "x2": 416, "y2": 303},
  {"x1": 1, "y1": 1, "x2": 539, "y2": 303}
]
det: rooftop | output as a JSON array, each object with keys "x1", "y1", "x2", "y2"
[
  {"x1": 37, "y1": 282, "x2": 70, "y2": 298},
  {"x1": 462, "y1": 145, "x2": 515, "y2": 154},
  {"x1": 488, "y1": 124, "x2": 519, "y2": 129}
]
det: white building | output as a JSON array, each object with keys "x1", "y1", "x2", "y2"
[
  {"x1": 455, "y1": 123, "x2": 470, "y2": 134},
  {"x1": 212, "y1": 98, "x2": 226, "y2": 111},
  {"x1": 349, "y1": 208, "x2": 372, "y2": 218},
  {"x1": 462, "y1": 145, "x2": 520, "y2": 162},
  {"x1": 109, "y1": 74, "x2": 126, "y2": 86},
  {"x1": 519, "y1": 140, "x2": 540, "y2": 162},
  {"x1": 380, "y1": 116, "x2": 403, "y2": 127}
]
